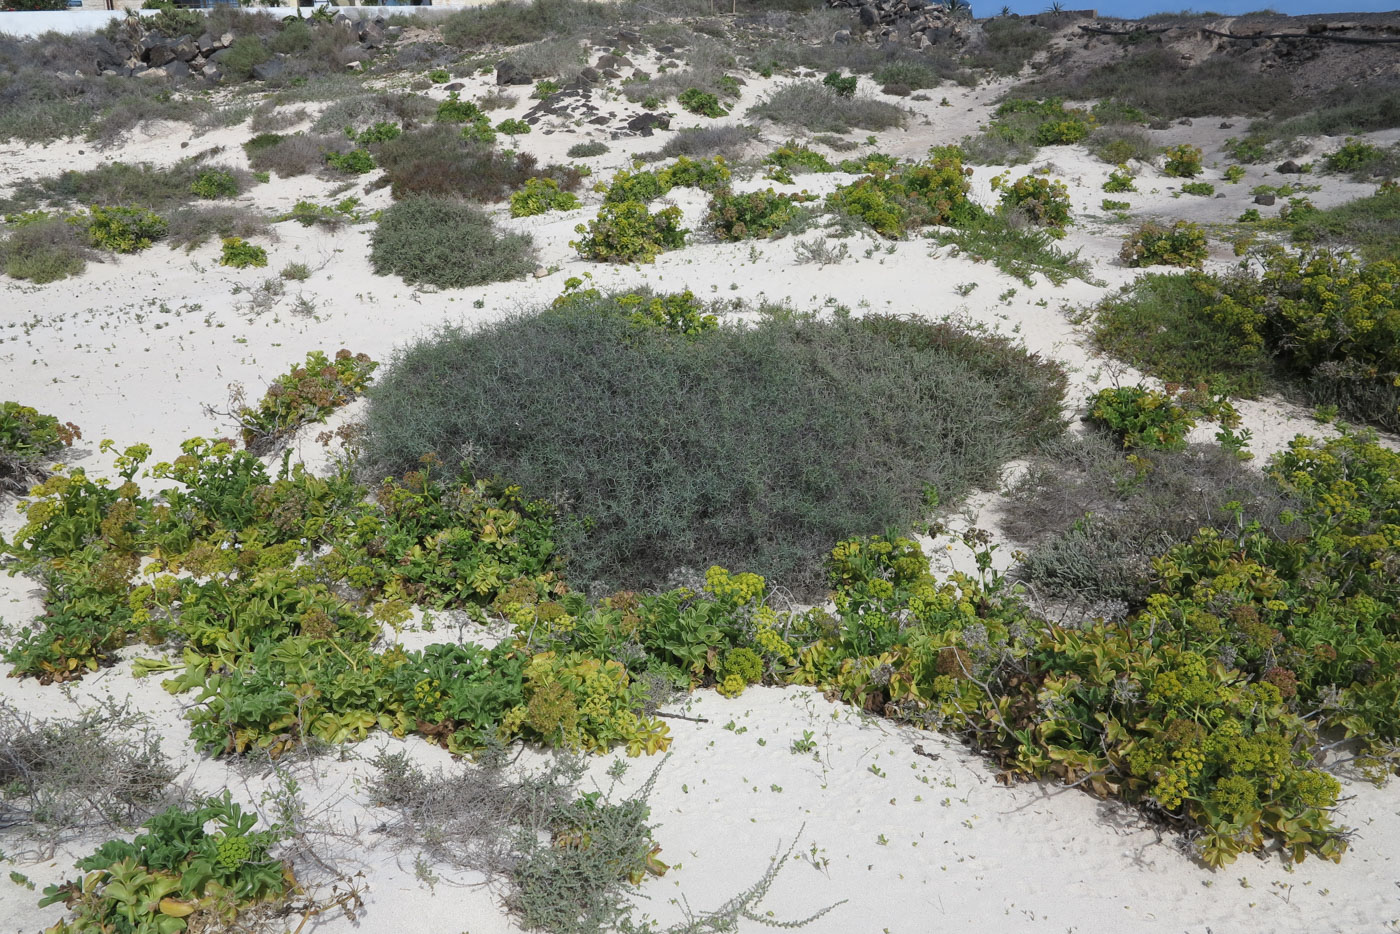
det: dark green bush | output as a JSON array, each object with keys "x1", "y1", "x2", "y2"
[
  {"x1": 361, "y1": 302, "x2": 1067, "y2": 595},
  {"x1": 370, "y1": 197, "x2": 537, "y2": 289}
]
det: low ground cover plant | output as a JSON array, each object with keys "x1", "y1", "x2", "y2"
[
  {"x1": 219, "y1": 236, "x2": 267, "y2": 269},
  {"x1": 992, "y1": 172, "x2": 1071, "y2": 234},
  {"x1": 2, "y1": 332, "x2": 1397, "y2": 876},
  {"x1": 930, "y1": 213, "x2": 1093, "y2": 287},
  {"x1": 40, "y1": 792, "x2": 293, "y2": 933},
  {"x1": 962, "y1": 97, "x2": 1094, "y2": 165},
  {"x1": 0, "y1": 214, "x2": 92, "y2": 284},
  {"x1": 375, "y1": 127, "x2": 580, "y2": 202}
]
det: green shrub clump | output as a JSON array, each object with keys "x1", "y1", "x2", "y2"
[
  {"x1": 0, "y1": 214, "x2": 91, "y2": 283},
  {"x1": 707, "y1": 188, "x2": 813, "y2": 241},
  {"x1": 362, "y1": 305, "x2": 1067, "y2": 593},
  {"x1": 1323, "y1": 138, "x2": 1385, "y2": 174},
  {"x1": 190, "y1": 169, "x2": 239, "y2": 199},
  {"x1": 678, "y1": 88, "x2": 727, "y2": 118},
  {"x1": 510, "y1": 177, "x2": 582, "y2": 218},
  {"x1": 371, "y1": 196, "x2": 537, "y2": 288},
  {"x1": 235, "y1": 349, "x2": 378, "y2": 454},
  {"x1": 85, "y1": 205, "x2": 167, "y2": 254},
  {"x1": 497, "y1": 118, "x2": 531, "y2": 136},
  {"x1": 436, "y1": 92, "x2": 484, "y2": 124},
  {"x1": 1103, "y1": 167, "x2": 1137, "y2": 193},
  {"x1": 761, "y1": 142, "x2": 834, "y2": 184},
  {"x1": 1087, "y1": 384, "x2": 1236, "y2": 451},
  {"x1": 39, "y1": 793, "x2": 292, "y2": 934},
  {"x1": 1120, "y1": 221, "x2": 1208, "y2": 268},
  {"x1": 1, "y1": 401, "x2": 79, "y2": 495},
  {"x1": 656, "y1": 156, "x2": 730, "y2": 192},
  {"x1": 325, "y1": 148, "x2": 376, "y2": 174},
  {"x1": 573, "y1": 201, "x2": 687, "y2": 263},
  {"x1": 219, "y1": 237, "x2": 267, "y2": 269},
  {"x1": 827, "y1": 147, "x2": 980, "y2": 238},
  {"x1": 822, "y1": 72, "x2": 858, "y2": 98},
  {"x1": 1180, "y1": 181, "x2": 1215, "y2": 197},
  {"x1": 1162, "y1": 143, "x2": 1204, "y2": 178},
  {"x1": 992, "y1": 173, "x2": 1071, "y2": 235},
  {"x1": 567, "y1": 141, "x2": 609, "y2": 158}
]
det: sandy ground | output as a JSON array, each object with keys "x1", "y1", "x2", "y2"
[{"x1": 2, "y1": 41, "x2": 1400, "y2": 934}]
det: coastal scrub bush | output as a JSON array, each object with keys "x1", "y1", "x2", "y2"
[
  {"x1": 361, "y1": 305, "x2": 1067, "y2": 593},
  {"x1": 0, "y1": 701, "x2": 178, "y2": 851},
  {"x1": 376, "y1": 127, "x2": 580, "y2": 202},
  {"x1": 1321, "y1": 138, "x2": 1385, "y2": 175},
  {"x1": 1119, "y1": 221, "x2": 1208, "y2": 268},
  {"x1": 1103, "y1": 168, "x2": 1137, "y2": 193},
  {"x1": 821, "y1": 71, "x2": 857, "y2": 98},
  {"x1": 761, "y1": 142, "x2": 834, "y2": 183},
  {"x1": 929, "y1": 213, "x2": 1093, "y2": 287},
  {"x1": 1086, "y1": 384, "x2": 1237, "y2": 452},
  {"x1": 324, "y1": 148, "x2": 376, "y2": 175},
  {"x1": 656, "y1": 156, "x2": 730, "y2": 192},
  {"x1": 1006, "y1": 433, "x2": 1299, "y2": 604},
  {"x1": 371, "y1": 197, "x2": 537, "y2": 288},
  {"x1": 568, "y1": 141, "x2": 609, "y2": 158},
  {"x1": 961, "y1": 98, "x2": 1093, "y2": 165},
  {"x1": 1180, "y1": 181, "x2": 1215, "y2": 197},
  {"x1": 572, "y1": 201, "x2": 686, "y2": 264},
  {"x1": 1088, "y1": 272, "x2": 1269, "y2": 394},
  {"x1": 1285, "y1": 186, "x2": 1400, "y2": 263},
  {"x1": 748, "y1": 82, "x2": 904, "y2": 134},
  {"x1": 827, "y1": 147, "x2": 980, "y2": 238},
  {"x1": 190, "y1": 169, "x2": 239, "y2": 200}
]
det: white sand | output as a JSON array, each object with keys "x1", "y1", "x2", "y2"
[{"x1": 2, "y1": 46, "x2": 1399, "y2": 934}]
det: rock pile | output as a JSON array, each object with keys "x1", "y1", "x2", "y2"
[
  {"x1": 97, "y1": 12, "x2": 397, "y2": 84},
  {"x1": 824, "y1": 0, "x2": 967, "y2": 49}
]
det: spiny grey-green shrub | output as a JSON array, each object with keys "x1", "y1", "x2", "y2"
[
  {"x1": 1006, "y1": 434, "x2": 1301, "y2": 606},
  {"x1": 370, "y1": 196, "x2": 537, "y2": 289},
  {"x1": 362, "y1": 296, "x2": 1067, "y2": 595}
]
